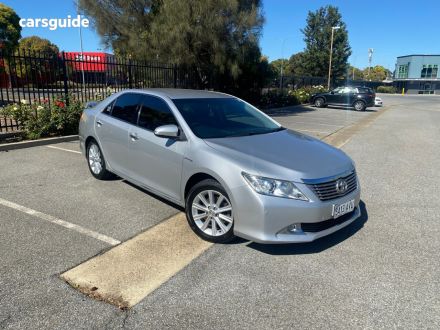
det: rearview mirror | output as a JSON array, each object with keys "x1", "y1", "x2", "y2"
[
  {"x1": 85, "y1": 101, "x2": 98, "y2": 109},
  {"x1": 154, "y1": 124, "x2": 179, "y2": 138}
]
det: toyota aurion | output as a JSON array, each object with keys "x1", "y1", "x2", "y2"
[{"x1": 79, "y1": 89, "x2": 361, "y2": 243}]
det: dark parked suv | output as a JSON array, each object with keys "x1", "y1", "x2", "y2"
[{"x1": 310, "y1": 86, "x2": 375, "y2": 111}]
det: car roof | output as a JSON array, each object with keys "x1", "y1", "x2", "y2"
[
  {"x1": 338, "y1": 86, "x2": 371, "y2": 89},
  {"x1": 120, "y1": 88, "x2": 233, "y2": 99}
]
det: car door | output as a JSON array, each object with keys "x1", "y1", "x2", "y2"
[
  {"x1": 127, "y1": 94, "x2": 187, "y2": 202},
  {"x1": 341, "y1": 87, "x2": 356, "y2": 106},
  {"x1": 326, "y1": 87, "x2": 343, "y2": 104},
  {"x1": 94, "y1": 92, "x2": 143, "y2": 175}
]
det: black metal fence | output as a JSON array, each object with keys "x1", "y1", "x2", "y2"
[
  {"x1": 270, "y1": 75, "x2": 390, "y2": 90},
  {"x1": 0, "y1": 50, "x2": 208, "y2": 132}
]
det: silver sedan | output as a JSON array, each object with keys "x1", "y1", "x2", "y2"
[{"x1": 79, "y1": 89, "x2": 361, "y2": 243}]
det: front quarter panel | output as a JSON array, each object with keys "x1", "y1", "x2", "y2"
[{"x1": 79, "y1": 107, "x2": 98, "y2": 156}]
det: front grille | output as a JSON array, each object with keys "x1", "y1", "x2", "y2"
[
  {"x1": 301, "y1": 210, "x2": 355, "y2": 233},
  {"x1": 308, "y1": 171, "x2": 357, "y2": 201}
]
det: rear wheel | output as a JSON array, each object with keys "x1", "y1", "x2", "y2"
[
  {"x1": 186, "y1": 179, "x2": 235, "y2": 243},
  {"x1": 353, "y1": 100, "x2": 366, "y2": 111},
  {"x1": 314, "y1": 97, "x2": 325, "y2": 108},
  {"x1": 86, "y1": 140, "x2": 112, "y2": 180}
]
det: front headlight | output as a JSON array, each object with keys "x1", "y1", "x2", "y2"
[{"x1": 242, "y1": 172, "x2": 308, "y2": 201}]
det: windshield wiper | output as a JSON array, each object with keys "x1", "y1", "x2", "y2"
[
  {"x1": 244, "y1": 127, "x2": 286, "y2": 136},
  {"x1": 272, "y1": 126, "x2": 286, "y2": 132}
]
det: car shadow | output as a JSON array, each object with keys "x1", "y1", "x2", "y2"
[
  {"x1": 122, "y1": 180, "x2": 184, "y2": 211},
  {"x1": 326, "y1": 105, "x2": 378, "y2": 112},
  {"x1": 263, "y1": 104, "x2": 316, "y2": 117},
  {"x1": 246, "y1": 200, "x2": 368, "y2": 255}
]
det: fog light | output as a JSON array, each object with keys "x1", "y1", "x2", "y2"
[{"x1": 288, "y1": 224, "x2": 301, "y2": 233}]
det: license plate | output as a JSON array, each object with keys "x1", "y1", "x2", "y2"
[{"x1": 332, "y1": 199, "x2": 355, "y2": 219}]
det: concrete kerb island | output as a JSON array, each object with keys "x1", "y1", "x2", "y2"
[{"x1": 0, "y1": 135, "x2": 79, "y2": 152}]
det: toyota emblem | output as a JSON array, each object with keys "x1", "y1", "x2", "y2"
[{"x1": 335, "y1": 179, "x2": 348, "y2": 194}]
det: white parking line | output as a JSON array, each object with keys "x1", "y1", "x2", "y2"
[
  {"x1": 295, "y1": 128, "x2": 330, "y2": 134},
  {"x1": 46, "y1": 145, "x2": 81, "y2": 154},
  {"x1": 291, "y1": 121, "x2": 343, "y2": 127},
  {"x1": 0, "y1": 198, "x2": 120, "y2": 246}
]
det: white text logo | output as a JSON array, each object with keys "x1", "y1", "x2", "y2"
[{"x1": 19, "y1": 15, "x2": 89, "y2": 31}]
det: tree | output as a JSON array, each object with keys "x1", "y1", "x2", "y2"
[
  {"x1": 14, "y1": 36, "x2": 60, "y2": 83},
  {"x1": 78, "y1": 0, "x2": 161, "y2": 57},
  {"x1": 348, "y1": 65, "x2": 364, "y2": 80},
  {"x1": 363, "y1": 65, "x2": 390, "y2": 81},
  {"x1": 287, "y1": 52, "x2": 307, "y2": 76},
  {"x1": 146, "y1": 1, "x2": 264, "y2": 86},
  {"x1": 0, "y1": 3, "x2": 21, "y2": 54},
  {"x1": 80, "y1": 0, "x2": 265, "y2": 97},
  {"x1": 17, "y1": 36, "x2": 59, "y2": 55},
  {"x1": 301, "y1": 5, "x2": 351, "y2": 79},
  {"x1": 270, "y1": 58, "x2": 290, "y2": 77}
]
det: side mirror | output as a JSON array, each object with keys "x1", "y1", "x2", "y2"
[
  {"x1": 154, "y1": 124, "x2": 179, "y2": 138},
  {"x1": 330, "y1": 91, "x2": 335, "y2": 94},
  {"x1": 85, "y1": 101, "x2": 98, "y2": 109}
]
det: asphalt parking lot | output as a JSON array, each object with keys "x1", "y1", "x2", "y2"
[{"x1": 1, "y1": 95, "x2": 439, "y2": 329}]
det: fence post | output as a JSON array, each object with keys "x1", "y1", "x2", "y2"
[
  {"x1": 128, "y1": 57, "x2": 133, "y2": 89},
  {"x1": 61, "y1": 52, "x2": 69, "y2": 104},
  {"x1": 173, "y1": 64, "x2": 178, "y2": 88}
]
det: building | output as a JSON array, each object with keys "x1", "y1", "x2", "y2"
[
  {"x1": 64, "y1": 52, "x2": 115, "y2": 84},
  {"x1": 0, "y1": 51, "x2": 116, "y2": 88},
  {"x1": 394, "y1": 55, "x2": 440, "y2": 94}
]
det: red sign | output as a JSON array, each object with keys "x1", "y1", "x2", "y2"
[{"x1": 64, "y1": 52, "x2": 114, "y2": 72}]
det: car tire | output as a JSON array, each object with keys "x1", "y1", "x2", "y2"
[
  {"x1": 186, "y1": 179, "x2": 235, "y2": 243},
  {"x1": 353, "y1": 100, "x2": 366, "y2": 111},
  {"x1": 86, "y1": 140, "x2": 112, "y2": 180},
  {"x1": 314, "y1": 97, "x2": 325, "y2": 108}
]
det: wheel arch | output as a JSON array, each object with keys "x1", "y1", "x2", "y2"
[
  {"x1": 184, "y1": 172, "x2": 219, "y2": 200},
  {"x1": 84, "y1": 136, "x2": 98, "y2": 157},
  {"x1": 352, "y1": 99, "x2": 366, "y2": 106},
  {"x1": 314, "y1": 96, "x2": 326, "y2": 104}
]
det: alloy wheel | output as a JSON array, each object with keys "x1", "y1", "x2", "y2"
[
  {"x1": 88, "y1": 144, "x2": 103, "y2": 175},
  {"x1": 191, "y1": 190, "x2": 233, "y2": 237},
  {"x1": 354, "y1": 101, "x2": 365, "y2": 111}
]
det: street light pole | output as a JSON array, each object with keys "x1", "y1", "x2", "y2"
[
  {"x1": 77, "y1": 2, "x2": 86, "y2": 93},
  {"x1": 279, "y1": 38, "x2": 286, "y2": 92},
  {"x1": 327, "y1": 26, "x2": 340, "y2": 90}
]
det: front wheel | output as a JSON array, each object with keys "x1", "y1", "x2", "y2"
[
  {"x1": 353, "y1": 100, "x2": 366, "y2": 111},
  {"x1": 186, "y1": 179, "x2": 235, "y2": 243},
  {"x1": 86, "y1": 141, "x2": 112, "y2": 180},
  {"x1": 314, "y1": 97, "x2": 325, "y2": 108}
]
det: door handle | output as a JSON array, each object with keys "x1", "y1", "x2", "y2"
[
  {"x1": 130, "y1": 133, "x2": 139, "y2": 141},
  {"x1": 96, "y1": 120, "x2": 103, "y2": 127}
]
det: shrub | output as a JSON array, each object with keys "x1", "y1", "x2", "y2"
[
  {"x1": 259, "y1": 90, "x2": 300, "y2": 108},
  {"x1": 0, "y1": 96, "x2": 84, "y2": 140},
  {"x1": 259, "y1": 85, "x2": 327, "y2": 108},
  {"x1": 288, "y1": 85, "x2": 327, "y2": 103},
  {"x1": 377, "y1": 85, "x2": 397, "y2": 93}
]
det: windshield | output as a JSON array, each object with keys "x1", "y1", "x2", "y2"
[{"x1": 172, "y1": 98, "x2": 282, "y2": 139}]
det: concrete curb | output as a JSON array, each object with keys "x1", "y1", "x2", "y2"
[{"x1": 0, "y1": 135, "x2": 79, "y2": 152}]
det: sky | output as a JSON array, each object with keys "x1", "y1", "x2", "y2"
[{"x1": 3, "y1": 0, "x2": 440, "y2": 71}]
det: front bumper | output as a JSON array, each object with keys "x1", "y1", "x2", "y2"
[{"x1": 231, "y1": 181, "x2": 361, "y2": 244}]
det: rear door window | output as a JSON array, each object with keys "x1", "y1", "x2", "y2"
[
  {"x1": 357, "y1": 87, "x2": 371, "y2": 94},
  {"x1": 102, "y1": 100, "x2": 114, "y2": 114},
  {"x1": 138, "y1": 95, "x2": 177, "y2": 131},
  {"x1": 111, "y1": 93, "x2": 143, "y2": 124}
]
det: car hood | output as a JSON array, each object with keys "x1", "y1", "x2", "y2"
[{"x1": 204, "y1": 129, "x2": 354, "y2": 182}]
